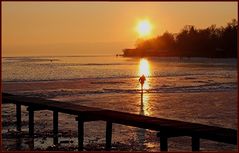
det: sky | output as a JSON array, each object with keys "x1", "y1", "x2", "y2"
[{"x1": 2, "y1": 2, "x2": 238, "y2": 56}]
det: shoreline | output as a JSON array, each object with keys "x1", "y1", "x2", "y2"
[{"x1": 122, "y1": 54, "x2": 238, "y2": 59}]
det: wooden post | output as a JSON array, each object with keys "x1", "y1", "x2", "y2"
[
  {"x1": 106, "y1": 121, "x2": 112, "y2": 150},
  {"x1": 53, "y1": 111, "x2": 58, "y2": 145},
  {"x1": 160, "y1": 132, "x2": 168, "y2": 151},
  {"x1": 16, "y1": 104, "x2": 21, "y2": 131},
  {"x1": 78, "y1": 115, "x2": 84, "y2": 151},
  {"x1": 28, "y1": 107, "x2": 34, "y2": 138},
  {"x1": 192, "y1": 135, "x2": 200, "y2": 151}
]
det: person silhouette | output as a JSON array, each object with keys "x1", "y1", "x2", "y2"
[{"x1": 139, "y1": 75, "x2": 146, "y2": 91}]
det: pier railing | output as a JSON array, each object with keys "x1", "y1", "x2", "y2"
[{"x1": 2, "y1": 93, "x2": 237, "y2": 151}]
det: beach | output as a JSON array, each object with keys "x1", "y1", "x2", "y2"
[{"x1": 2, "y1": 56, "x2": 237, "y2": 151}]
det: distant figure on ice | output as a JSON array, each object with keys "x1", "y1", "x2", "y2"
[{"x1": 139, "y1": 75, "x2": 146, "y2": 91}]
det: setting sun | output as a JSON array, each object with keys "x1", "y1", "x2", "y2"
[{"x1": 136, "y1": 20, "x2": 152, "y2": 37}]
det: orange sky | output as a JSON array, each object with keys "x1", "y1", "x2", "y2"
[{"x1": 2, "y1": 2, "x2": 237, "y2": 56}]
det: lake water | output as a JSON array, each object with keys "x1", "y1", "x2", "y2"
[{"x1": 2, "y1": 56, "x2": 237, "y2": 151}]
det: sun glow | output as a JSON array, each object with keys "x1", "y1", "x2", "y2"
[{"x1": 136, "y1": 20, "x2": 152, "y2": 37}]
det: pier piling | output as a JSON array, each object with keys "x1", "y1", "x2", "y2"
[
  {"x1": 53, "y1": 111, "x2": 59, "y2": 145},
  {"x1": 160, "y1": 132, "x2": 168, "y2": 151},
  {"x1": 16, "y1": 104, "x2": 21, "y2": 131},
  {"x1": 192, "y1": 135, "x2": 200, "y2": 151},
  {"x1": 28, "y1": 107, "x2": 34, "y2": 138},
  {"x1": 106, "y1": 121, "x2": 112, "y2": 150},
  {"x1": 78, "y1": 115, "x2": 84, "y2": 151}
]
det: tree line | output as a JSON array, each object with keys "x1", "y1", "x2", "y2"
[{"x1": 123, "y1": 19, "x2": 237, "y2": 58}]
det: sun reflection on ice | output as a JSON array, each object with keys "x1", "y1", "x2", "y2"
[
  {"x1": 139, "y1": 58, "x2": 150, "y2": 77},
  {"x1": 138, "y1": 58, "x2": 151, "y2": 90},
  {"x1": 138, "y1": 58, "x2": 152, "y2": 116},
  {"x1": 140, "y1": 93, "x2": 151, "y2": 116}
]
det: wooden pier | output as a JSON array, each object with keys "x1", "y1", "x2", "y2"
[{"x1": 2, "y1": 93, "x2": 237, "y2": 151}]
